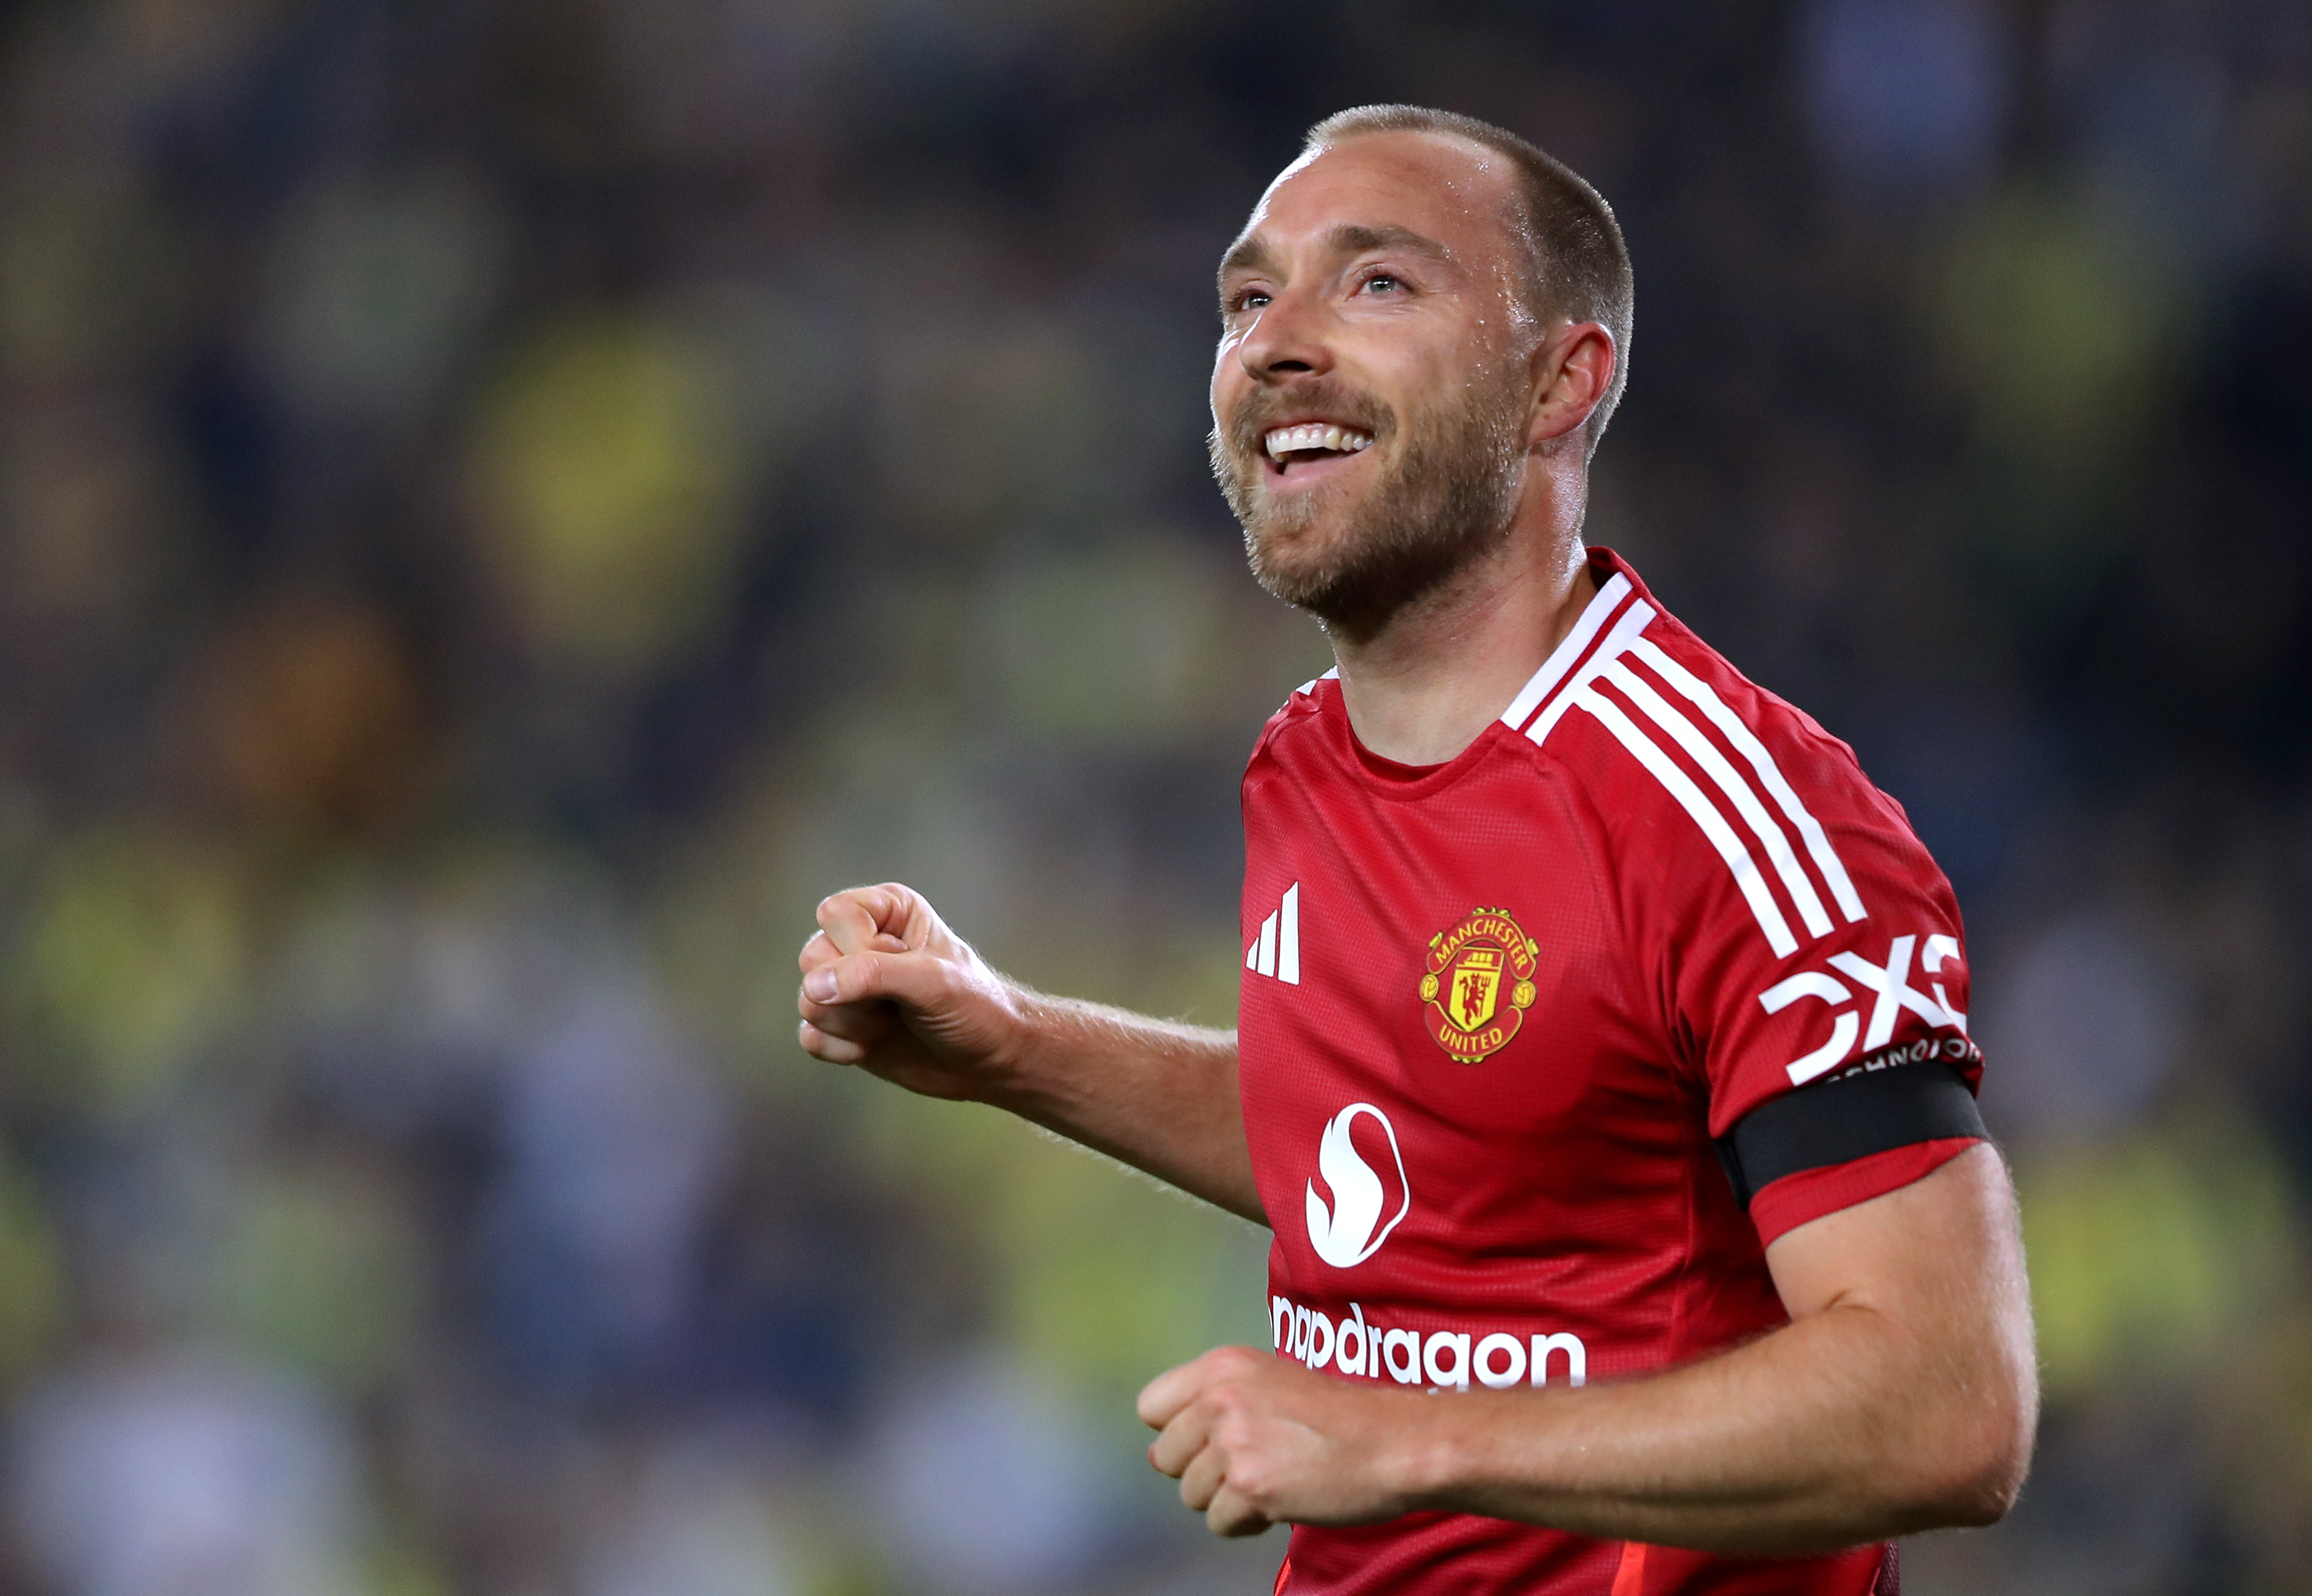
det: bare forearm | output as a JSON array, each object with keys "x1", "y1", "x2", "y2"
[
  {"x1": 798, "y1": 885, "x2": 1261, "y2": 1222},
  {"x1": 986, "y1": 990, "x2": 1262, "y2": 1223},
  {"x1": 1141, "y1": 1149, "x2": 2034, "y2": 1549},
  {"x1": 1404, "y1": 1299, "x2": 2025, "y2": 1553},
  {"x1": 1375, "y1": 1148, "x2": 2035, "y2": 1552}
]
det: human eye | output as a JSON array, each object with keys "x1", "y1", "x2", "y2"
[
  {"x1": 1227, "y1": 286, "x2": 1273, "y2": 315},
  {"x1": 1357, "y1": 271, "x2": 1404, "y2": 296}
]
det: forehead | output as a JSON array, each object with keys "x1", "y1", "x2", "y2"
[{"x1": 1228, "y1": 130, "x2": 1522, "y2": 271}]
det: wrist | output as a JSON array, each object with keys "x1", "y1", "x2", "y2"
[
  {"x1": 973, "y1": 977, "x2": 1048, "y2": 1107},
  {"x1": 1374, "y1": 1387, "x2": 1479, "y2": 1516}
]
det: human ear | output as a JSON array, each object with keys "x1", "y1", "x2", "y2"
[{"x1": 1529, "y1": 323, "x2": 1616, "y2": 448}]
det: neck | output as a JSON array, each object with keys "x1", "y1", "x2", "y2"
[{"x1": 1329, "y1": 473, "x2": 1596, "y2": 766}]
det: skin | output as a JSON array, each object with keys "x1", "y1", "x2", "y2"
[
  {"x1": 1135, "y1": 1144, "x2": 2035, "y2": 1551},
  {"x1": 1213, "y1": 130, "x2": 1613, "y2": 764},
  {"x1": 799, "y1": 885, "x2": 1258, "y2": 1220},
  {"x1": 797, "y1": 128, "x2": 2036, "y2": 1553}
]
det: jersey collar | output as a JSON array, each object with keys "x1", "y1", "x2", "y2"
[{"x1": 1314, "y1": 547, "x2": 1657, "y2": 792}]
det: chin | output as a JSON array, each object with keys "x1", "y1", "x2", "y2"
[
  {"x1": 1246, "y1": 531, "x2": 1371, "y2": 621},
  {"x1": 1245, "y1": 475, "x2": 1360, "y2": 551},
  {"x1": 1247, "y1": 516, "x2": 1350, "y2": 588}
]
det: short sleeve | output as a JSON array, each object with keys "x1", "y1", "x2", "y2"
[{"x1": 1659, "y1": 734, "x2": 1986, "y2": 1246}]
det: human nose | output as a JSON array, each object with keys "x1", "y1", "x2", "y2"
[{"x1": 1234, "y1": 283, "x2": 1333, "y2": 383}]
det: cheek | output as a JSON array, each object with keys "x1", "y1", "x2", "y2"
[
  {"x1": 1401, "y1": 339, "x2": 1468, "y2": 396},
  {"x1": 1211, "y1": 346, "x2": 1254, "y2": 426},
  {"x1": 1368, "y1": 314, "x2": 1485, "y2": 390},
  {"x1": 1326, "y1": 333, "x2": 1432, "y2": 416}
]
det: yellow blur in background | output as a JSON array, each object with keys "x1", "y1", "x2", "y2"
[{"x1": 0, "y1": 1, "x2": 2308, "y2": 1594}]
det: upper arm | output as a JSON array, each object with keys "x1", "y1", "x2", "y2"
[
  {"x1": 1764, "y1": 1142, "x2": 2026, "y2": 1324},
  {"x1": 1764, "y1": 1143, "x2": 2039, "y2": 1512},
  {"x1": 1651, "y1": 709, "x2": 1985, "y2": 1245}
]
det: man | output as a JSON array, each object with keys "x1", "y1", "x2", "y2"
[{"x1": 797, "y1": 105, "x2": 2035, "y2": 1595}]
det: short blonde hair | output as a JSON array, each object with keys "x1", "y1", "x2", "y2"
[{"x1": 1306, "y1": 104, "x2": 1635, "y2": 456}]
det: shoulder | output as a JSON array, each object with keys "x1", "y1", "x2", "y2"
[
  {"x1": 1244, "y1": 667, "x2": 1337, "y2": 777},
  {"x1": 1508, "y1": 557, "x2": 1937, "y2": 959},
  {"x1": 1577, "y1": 607, "x2": 1902, "y2": 844}
]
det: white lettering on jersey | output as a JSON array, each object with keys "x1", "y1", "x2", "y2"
[
  {"x1": 1763, "y1": 932, "x2": 1970, "y2": 1084},
  {"x1": 1270, "y1": 1292, "x2": 1587, "y2": 1390},
  {"x1": 1305, "y1": 1103, "x2": 1409, "y2": 1267},
  {"x1": 1760, "y1": 970, "x2": 1861, "y2": 1085},
  {"x1": 1246, "y1": 882, "x2": 1301, "y2": 984},
  {"x1": 1920, "y1": 933, "x2": 1968, "y2": 1034}
]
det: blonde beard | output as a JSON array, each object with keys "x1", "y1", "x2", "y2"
[{"x1": 1211, "y1": 365, "x2": 1527, "y2": 642}]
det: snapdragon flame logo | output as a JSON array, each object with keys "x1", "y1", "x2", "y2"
[
  {"x1": 1420, "y1": 905, "x2": 1539, "y2": 1064},
  {"x1": 1305, "y1": 1103, "x2": 1410, "y2": 1269}
]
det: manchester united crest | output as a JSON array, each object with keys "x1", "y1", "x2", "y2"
[{"x1": 1419, "y1": 906, "x2": 1540, "y2": 1064}]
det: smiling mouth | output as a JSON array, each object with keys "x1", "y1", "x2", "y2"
[{"x1": 1261, "y1": 422, "x2": 1375, "y2": 474}]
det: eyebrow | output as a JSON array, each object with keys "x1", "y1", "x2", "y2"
[{"x1": 1217, "y1": 223, "x2": 1458, "y2": 292}]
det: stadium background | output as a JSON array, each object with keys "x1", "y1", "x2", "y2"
[{"x1": 0, "y1": 0, "x2": 2306, "y2": 1590}]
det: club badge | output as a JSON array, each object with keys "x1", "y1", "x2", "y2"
[{"x1": 1420, "y1": 906, "x2": 1539, "y2": 1064}]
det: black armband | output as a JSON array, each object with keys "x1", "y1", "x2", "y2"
[{"x1": 1715, "y1": 1062, "x2": 1986, "y2": 1211}]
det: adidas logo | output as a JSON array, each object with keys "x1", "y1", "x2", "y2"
[{"x1": 1246, "y1": 882, "x2": 1301, "y2": 985}]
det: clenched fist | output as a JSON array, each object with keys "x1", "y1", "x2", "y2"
[
  {"x1": 1138, "y1": 1345, "x2": 1432, "y2": 1537},
  {"x1": 797, "y1": 883, "x2": 1028, "y2": 1102}
]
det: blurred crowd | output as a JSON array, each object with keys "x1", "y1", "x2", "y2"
[{"x1": 0, "y1": 0, "x2": 2306, "y2": 1591}]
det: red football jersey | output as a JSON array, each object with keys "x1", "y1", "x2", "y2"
[{"x1": 1236, "y1": 547, "x2": 1982, "y2": 1595}]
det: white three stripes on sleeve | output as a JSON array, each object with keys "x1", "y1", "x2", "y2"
[
  {"x1": 1625, "y1": 637, "x2": 1865, "y2": 924},
  {"x1": 1524, "y1": 597, "x2": 1660, "y2": 747},
  {"x1": 1577, "y1": 688, "x2": 1803, "y2": 958},
  {"x1": 1499, "y1": 572, "x2": 1633, "y2": 729},
  {"x1": 1601, "y1": 660, "x2": 1834, "y2": 938},
  {"x1": 1517, "y1": 605, "x2": 1864, "y2": 957}
]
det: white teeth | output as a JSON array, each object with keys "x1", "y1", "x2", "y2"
[{"x1": 1262, "y1": 423, "x2": 1375, "y2": 459}]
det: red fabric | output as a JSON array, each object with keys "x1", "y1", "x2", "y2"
[
  {"x1": 1274, "y1": 1557, "x2": 1293, "y2": 1596},
  {"x1": 1607, "y1": 1543, "x2": 1900, "y2": 1596},
  {"x1": 1750, "y1": 1137, "x2": 1982, "y2": 1247},
  {"x1": 1237, "y1": 549, "x2": 1978, "y2": 1595}
]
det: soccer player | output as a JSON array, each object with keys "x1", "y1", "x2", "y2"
[{"x1": 796, "y1": 105, "x2": 2035, "y2": 1595}]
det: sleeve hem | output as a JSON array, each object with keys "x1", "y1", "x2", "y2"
[{"x1": 1749, "y1": 1137, "x2": 1982, "y2": 1247}]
